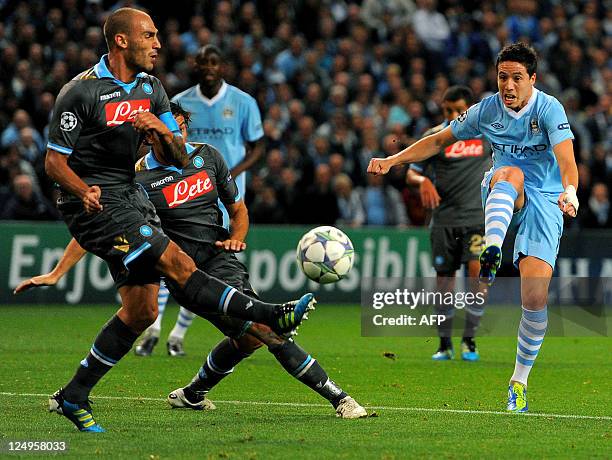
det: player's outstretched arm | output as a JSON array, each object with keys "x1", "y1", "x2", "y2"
[
  {"x1": 13, "y1": 238, "x2": 87, "y2": 294},
  {"x1": 553, "y1": 139, "x2": 579, "y2": 217},
  {"x1": 367, "y1": 126, "x2": 457, "y2": 175},
  {"x1": 216, "y1": 200, "x2": 248, "y2": 252}
]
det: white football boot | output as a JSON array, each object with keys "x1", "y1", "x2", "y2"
[
  {"x1": 167, "y1": 387, "x2": 216, "y2": 410},
  {"x1": 335, "y1": 396, "x2": 367, "y2": 419}
]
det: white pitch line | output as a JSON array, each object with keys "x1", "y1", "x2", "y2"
[{"x1": 0, "y1": 392, "x2": 610, "y2": 421}]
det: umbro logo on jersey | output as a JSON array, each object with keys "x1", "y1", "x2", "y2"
[
  {"x1": 245, "y1": 300, "x2": 253, "y2": 309},
  {"x1": 491, "y1": 122, "x2": 504, "y2": 129},
  {"x1": 105, "y1": 99, "x2": 151, "y2": 126},
  {"x1": 100, "y1": 91, "x2": 121, "y2": 101},
  {"x1": 163, "y1": 170, "x2": 214, "y2": 208}
]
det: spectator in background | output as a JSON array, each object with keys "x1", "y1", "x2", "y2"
[
  {"x1": 0, "y1": 174, "x2": 59, "y2": 221},
  {"x1": 1, "y1": 109, "x2": 44, "y2": 151},
  {"x1": 250, "y1": 185, "x2": 286, "y2": 224},
  {"x1": 581, "y1": 183, "x2": 611, "y2": 228},
  {"x1": 298, "y1": 164, "x2": 339, "y2": 225},
  {"x1": 358, "y1": 174, "x2": 408, "y2": 226},
  {"x1": 334, "y1": 173, "x2": 365, "y2": 227}
]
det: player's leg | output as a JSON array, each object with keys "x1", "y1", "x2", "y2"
[
  {"x1": 169, "y1": 330, "x2": 261, "y2": 410},
  {"x1": 506, "y1": 186, "x2": 561, "y2": 412},
  {"x1": 507, "y1": 256, "x2": 551, "y2": 412},
  {"x1": 156, "y1": 241, "x2": 315, "y2": 334},
  {"x1": 432, "y1": 273, "x2": 456, "y2": 359},
  {"x1": 480, "y1": 166, "x2": 526, "y2": 284},
  {"x1": 430, "y1": 227, "x2": 459, "y2": 360},
  {"x1": 166, "y1": 306, "x2": 196, "y2": 356},
  {"x1": 460, "y1": 227, "x2": 487, "y2": 361},
  {"x1": 134, "y1": 280, "x2": 170, "y2": 356},
  {"x1": 50, "y1": 283, "x2": 159, "y2": 432},
  {"x1": 249, "y1": 324, "x2": 367, "y2": 418}
]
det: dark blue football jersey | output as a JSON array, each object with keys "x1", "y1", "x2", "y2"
[
  {"x1": 135, "y1": 143, "x2": 241, "y2": 244},
  {"x1": 47, "y1": 55, "x2": 180, "y2": 188}
]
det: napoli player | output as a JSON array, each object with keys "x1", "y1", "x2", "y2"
[
  {"x1": 368, "y1": 43, "x2": 579, "y2": 413},
  {"x1": 407, "y1": 86, "x2": 491, "y2": 362},
  {"x1": 138, "y1": 45, "x2": 265, "y2": 356},
  {"x1": 17, "y1": 103, "x2": 366, "y2": 419},
  {"x1": 42, "y1": 8, "x2": 313, "y2": 432}
]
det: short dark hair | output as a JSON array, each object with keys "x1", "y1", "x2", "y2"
[
  {"x1": 103, "y1": 7, "x2": 142, "y2": 50},
  {"x1": 443, "y1": 86, "x2": 473, "y2": 105},
  {"x1": 496, "y1": 42, "x2": 538, "y2": 76},
  {"x1": 170, "y1": 102, "x2": 191, "y2": 126},
  {"x1": 196, "y1": 44, "x2": 224, "y2": 62}
]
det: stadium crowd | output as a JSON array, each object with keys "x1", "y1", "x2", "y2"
[{"x1": 0, "y1": 0, "x2": 610, "y2": 228}]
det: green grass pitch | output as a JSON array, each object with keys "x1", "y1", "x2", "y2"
[{"x1": 0, "y1": 304, "x2": 610, "y2": 459}]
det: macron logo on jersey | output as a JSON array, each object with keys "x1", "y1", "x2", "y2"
[
  {"x1": 444, "y1": 139, "x2": 483, "y2": 158},
  {"x1": 105, "y1": 99, "x2": 151, "y2": 126},
  {"x1": 163, "y1": 170, "x2": 214, "y2": 208}
]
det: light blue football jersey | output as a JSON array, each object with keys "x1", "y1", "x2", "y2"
[
  {"x1": 450, "y1": 88, "x2": 574, "y2": 197},
  {"x1": 171, "y1": 81, "x2": 264, "y2": 197}
]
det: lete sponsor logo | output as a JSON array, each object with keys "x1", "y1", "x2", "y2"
[
  {"x1": 162, "y1": 170, "x2": 213, "y2": 207},
  {"x1": 105, "y1": 99, "x2": 151, "y2": 126},
  {"x1": 444, "y1": 139, "x2": 483, "y2": 158}
]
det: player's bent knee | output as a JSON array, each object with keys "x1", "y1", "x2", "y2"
[
  {"x1": 234, "y1": 334, "x2": 264, "y2": 354},
  {"x1": 245, "y1": 322, "x2": 283, "y2": 348},
  {"x1": 492, "y1": 166, "x2": 524, "y2": 189},
  {"x1": 157, "y1": 242, "x2": 197, "y2": 285}
]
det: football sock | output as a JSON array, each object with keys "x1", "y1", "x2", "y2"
[
  {"x1": 178, "y1": 270, "x2": 277, "y2": 323},
  {"x1": 149, "y1": 281, "x2": 170, "y2": 336},
  {"x1": 484, "y1": 180, "x2": 517, "y2": 247},
  {"x1": 510, "y1": 306, "x2": 547, "y2": 385},
  {"x1": 169, "y1": 307, "x2": 195, "y2": 341},
  {"x1": 463, "y1": 304, "x2": 485, "y2": 338},
  {"x1": 185, "y1": 338, "x2": 250, "y2": 400},
  {"x1": 436, "y1": 305, "x2": 454, "y2": 346},
  {"x1": 64, "y1": 315, "x2": 139, "y2": 403},
  {"x1": 270, "y1": 341, "x2": 347, "y2": 408}
]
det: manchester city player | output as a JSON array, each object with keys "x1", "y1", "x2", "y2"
[
  {"x1": 137, "y1": 45, "x2": 265, "y2": 357},
  {"x1": 368, "y1": 43, "x2": 579, "y2": 413},
  {"x1": 16, "y1": 103, "x2": 366, "y2": 419}
]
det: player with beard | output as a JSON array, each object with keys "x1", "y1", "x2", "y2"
[{"x1": 42, "y1": 7, "x2": 313, "y2": 432}]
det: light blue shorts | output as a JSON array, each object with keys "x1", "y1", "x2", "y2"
[{"x1": 481, "y1": 169, "x2": 563, "y2": 269}]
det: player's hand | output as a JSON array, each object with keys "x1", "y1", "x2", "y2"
[
  {"x1": 13, "y1": 273, "x2": 59, "y2": 294},
  {"x1": 133, "y1": 112, "x2": 170, "y2": 136},
  {"x1": 558, "y1": 186, "x2": 579, "y2": 217},
  {"x1": 367, "y1": 157, "x2": 393, "y2": 176},
  {"x1": 419, "y1": 177, "x2": 441, "y2": 209},
  {"x1": 83, "y1": 186, "x2": 102, "y2": 213},
  {"x1": 215, "y1": 239, "x2": 247, "y2": 252}
]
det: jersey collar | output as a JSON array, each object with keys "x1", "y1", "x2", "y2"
[
  {"x1": 196, "y1": 80, "x2": 228, "y2": 107},
  {"x1": 94, "y1": 54, "x2": 147, "y2": 94},
  {"x1": 499, "y1": 87, "x2": 539, "y2": 120},
  {"x1": 143, "y1": 143, "x2": 197, "y2": 173}
]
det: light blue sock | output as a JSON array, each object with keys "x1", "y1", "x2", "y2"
[
  {"x1": 485, "y1": 181, "x2": 517, "y2": 247},
  {"x1": 511, "y1": 306, "x2": 547, "y2": 385}
]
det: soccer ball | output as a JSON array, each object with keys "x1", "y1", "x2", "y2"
[{"x1": 296, "y1": 226, "x2": 355, "y2": 284}]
